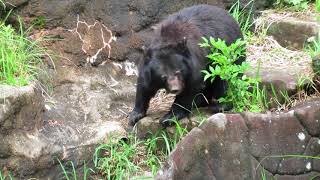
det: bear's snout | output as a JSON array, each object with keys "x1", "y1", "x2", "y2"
[{"x1": 167, "y1": 74, "x2": 184, "y2": 95}]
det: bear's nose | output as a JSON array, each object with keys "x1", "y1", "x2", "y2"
[{"x1": 171, "y1": 90, "x2": 179, "y2": 94}]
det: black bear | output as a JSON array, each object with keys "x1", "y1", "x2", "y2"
[{"x1": 129, "y1": 4, "x2": 244, "y2": 127}]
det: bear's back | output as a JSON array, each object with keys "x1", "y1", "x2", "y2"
[{"x1": 161, "y1": 4, "x2": 243, "y2": 45}]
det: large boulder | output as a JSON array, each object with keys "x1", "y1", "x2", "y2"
[
  {"x1": 0, "y1": 82, "x2": 128, "y2": 178},
  {"x1": 156, "y1": 99, "x2": 320, "y2": 180}
]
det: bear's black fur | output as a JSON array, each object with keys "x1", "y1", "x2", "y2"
[{"x1": 129, "y1": 4, "x2": 244, "y2": 127}]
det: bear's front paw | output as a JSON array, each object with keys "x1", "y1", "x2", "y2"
[
  {"x1": 159, "y1": 113, "x2": 175, "y2": 128},
  {"x1": 128, "y1": 110, "x2": 145, "y2": 127}
]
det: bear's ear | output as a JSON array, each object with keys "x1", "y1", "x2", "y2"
[
  {"x1": 176, "y1": 37, "x2": 189, "y2": 54},
  {"x1": 142, "y1": 46, "x2": 152, "y2": 60}
]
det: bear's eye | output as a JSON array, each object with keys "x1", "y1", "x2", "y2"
[
  {"x1": 175, "y1": 70, "x2": 181, "y2": 75},
  {"x1": 161, "y1": 75, "x2": 167, "y2": 81}
]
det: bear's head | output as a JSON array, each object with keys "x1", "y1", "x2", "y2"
[{"x1": 143, "y1": 42, "x2": 191, "y2": 95}]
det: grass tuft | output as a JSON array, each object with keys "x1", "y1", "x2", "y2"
[
  {"x1": 57, "y1": 159, "x2": 95, "y2": 180},
  {"x1": 0, "y1": 170, "x2": 13, "y2": 180},
  {"x1": 93, "y1": 136, "x2": 141, "y2": 180},
  {"x1": 94, "y1": 121, "x2": 189, "y2": 179},
  {"x1": 0, "y1": 16, "x2": 46, "y2": 86},
  {"x1": 229, "y1": 0, "x2": 254, "y2": 36}
]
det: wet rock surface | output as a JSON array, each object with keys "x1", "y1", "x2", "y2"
[{"x1": 156, "y1": 99, "x2": 320, "y2": 180}]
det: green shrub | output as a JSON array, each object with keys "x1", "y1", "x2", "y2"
[
  {"x1": 0, "y1": 18, "x2": 45, "y2": 86},
  {"x1": 316, "y1": 0, "x2": 320, "y2": 12},
  {"x1": 309, "y1": 34, "x2": 320, "y2": 76},
  {"x1": 274, "y1": 0, "x2": 309, "y2": 11},
  {"x1": 57, "y1": 159, "x2": 94, "y2": 180},
  {"x1": 200, "y1": 37, "x2": 264, "y2": 112}
]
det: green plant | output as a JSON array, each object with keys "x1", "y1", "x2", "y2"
[
  {"x1": 316, "y1": 0, "x2": 320, "y2": 12},
  {"x1": 274, "y1": 0, "x2": 309, "y2": 11},
  {"x1": 93, "y1": 121, "x2": 190, "y2": 179},
  {"x1": 200, "y1": 37, "x2": 264, "y2": 112},
  {"x1": 297, "y1": 74, "x2": 318, "y2": 93},
  {"x1": 93, "y1": 137, "x2": 140, "y2": 180},
  {"x1": 31, "y1": 16, "x2": 46, "y2": 29},
  {"x1": 309, "y1": 33, "x2": 320, "y2": 58},
  {"x1": 145, "y1": 120, "x2": 189, "y2": 175},
  {"x1": 0, "y1": 170, "x2": 13, "y2": 180},
  {"x1": 143, "y1": 133, "x2": 166, "y2": 175},
  {"x1": 229, "y1": 0, "x2": 254, "y2": 36},
  {"x1": 161, "y1": 120, "x2": 188, "y2": 155},
  {"x1": 0, "y1": 0, "x2": 5, "y2": 9},
  {"x1": 0, "y1": 16, "x2": 46, "y2": 86},
  {"x1": 308, "y1": 33, "x2": 320, "y2": 77},
  {"x1": 260, "y1": 168, "x2": 268, "y2": 180},
  {"x1": 57, "y1": 159, "x2": 94, "y2": 180}
]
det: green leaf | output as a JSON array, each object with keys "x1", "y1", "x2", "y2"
[
  {"x1": 215, "y1": 65, "x2": 221, "y2": 74},
  {"x1": 209, "y1": 66, "x2": 215, "y2": 73},
  {"x1": 204, "y1": 74, "x2": 211, "y2": 81},
  {"x1": 201, "y1": 37, "x2": 209, "y2": 44}
]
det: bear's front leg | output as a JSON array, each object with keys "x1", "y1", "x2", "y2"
[
  {"x1": 128, "y1": 81, "x2": 157, "y2": 127},
  {"x1": 159, "y1": 92, "x2": 196, "y2": 127}
]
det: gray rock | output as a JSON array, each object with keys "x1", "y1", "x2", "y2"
[
  {"x1": 244, "y1": 111, "x2": 310, "y2": 173},
  {"x1": 244, "y1": 111, "x2": 310, "y2": 155},
  {"x1": 278, "y1": 157, "x2": 311, "y2": 175},
  {"x1": 274, "y1": 172, "x2": 320, "y2": 180},
  {"x1": 294, "y1": 99, "x2": 320, "y2": 136},
  {"x1": 4, "y1": 0, "x2": 30, "y2": 8},
  {"x1": 2, "y1": 121, "x2": 126, "y2": 177},
  {"x1": 156, "y1": 100, "x2": 320, "y2": 179},
  {"x1": 157, "y1": 113, "x2": 252, "y2": 180},
  {"x1": 246, "y1": 68, "x2": 312, "y2": 109},
  {"x1": 0, "y1": 81, "x2": 129, "y2": 178},
  {"x1": 133, "y1": 117, "x2": 162, "y2": 139},
  {"x1": 255, "y1": 10, "x2": 320, "y2": 50},
  {"x1": 0, "y1": 84, "x2": 43, "y2": 133}
]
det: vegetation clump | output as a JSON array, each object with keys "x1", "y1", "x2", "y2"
[
  {"x1": 274, "y1": 0, "x2": 309, "y2": 11},
  {"x1": 310, "y1": 34, "x2": 320, "y2": 75},
  {"x1": 0, "y1": 18, "x2": 45, "y2": 86},
  {"x1": 92, "y1": 122, "x2": 188, "y2": 180},
  {"x1": 200, "y1": 37, "x2": 264, "y2": 112}
]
